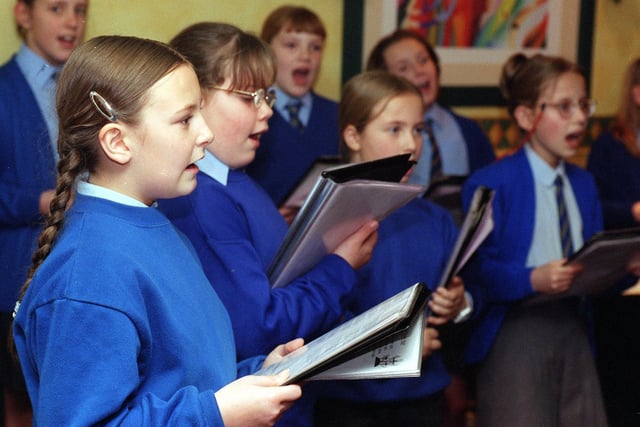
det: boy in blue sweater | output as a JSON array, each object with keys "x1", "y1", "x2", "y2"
[
  {"x1": 0, "y1": 1, "x2": 87, "y2": 424},
  {"x1": 246, "y1": 6, "x2": 340, "y2": 221}
]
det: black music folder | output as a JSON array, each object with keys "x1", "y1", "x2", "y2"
[
  {"x1": 255, "y1": 282, "x2": 430, "y2": 383},
  {"x1": 565, "y1": 227, "x2": 640, "y2": 296},
  {"x1": 268, "y1": 154, "x2": 424, "y2": 288}
]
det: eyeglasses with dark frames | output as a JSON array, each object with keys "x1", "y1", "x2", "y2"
[{"x1": 211, "y1": 87, "x2": 276, "y2": 108}]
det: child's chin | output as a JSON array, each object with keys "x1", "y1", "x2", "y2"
[{"x1": 178, "y1": 181, "x2": 198, "y2": 197}]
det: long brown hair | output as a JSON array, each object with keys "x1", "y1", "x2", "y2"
[
  {"x1": 611, "y1": 58, "x2": 640, "y2": 157},
  {"x1": 170, "y1": 22, "x2": 276, "y2": 92},
  {"x1": 18, "y1": 35, "x2": 188, "y2": 301},
  {"x1": 500, "y1": 52, "x2": 585, "y2": 119}
]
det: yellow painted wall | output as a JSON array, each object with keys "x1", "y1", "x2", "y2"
[
  {"x1": 591, "y1": 0, "x2": 640, "y2": 116},
  {"x1": 1, "y1": 0, "x2": 638, "y2": 113},
  {"x1": 0, "y1": 0, "x2": 344, "y2": 100}
]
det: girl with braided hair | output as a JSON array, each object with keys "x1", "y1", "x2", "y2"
[{"x1": 11, "y1": 35, "x2": 301, "y2": 426}]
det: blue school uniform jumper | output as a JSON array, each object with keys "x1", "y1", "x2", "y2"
[
  {"x1": 461, "y1": 147, "x2": 607, "y2": 426},
  {"x1": 0, "y1": 56, "x2": 56, "y2": 313},
  {"x1": 159, "y1": 153, "x2": 357, "y2": 361},
  {"x1": 13, "y1": 186, "x2": 264, "y2": 426},
  {"x1": 245, "y1": 91, "x2": 339, "y2": 206},
  {"x1": 314, "y1": 198, "x2": 473, "y2": 426},
  {"x1": 159, "y1": 153, "x2": 359, "y2": 426}
]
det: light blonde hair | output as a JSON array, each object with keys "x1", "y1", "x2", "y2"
[{"x1": 339, "y1": 70, "x2": 422, "y2": 158}]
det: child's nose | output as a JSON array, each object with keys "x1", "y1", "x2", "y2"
[
  {"x1": 198, "y1": 122, "x2": 214, "y2": 147},
  {"x1": 403, "y1": 132, "x2": 419, "y2": 154},
  {"x1": 299, "y1": 47, "x2": 312, "y2": 61},
  {"x1": 65, "y1": 11, "x2": 82, "y2": 28},
  {"x1": 258, "y1": 102, "x2": 274, "y2": 120}
]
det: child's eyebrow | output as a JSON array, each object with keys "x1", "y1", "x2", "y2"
[{"x1": 171, "y1": 103, "x2": 197, "y2": 118}]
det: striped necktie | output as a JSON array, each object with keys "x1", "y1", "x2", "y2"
[
  {"x1": 285, "y1": 101, "x2": 303, "y2": 131},
  {"x1": 554, "y1": 175, "x2": 574, "y2": 257},
  {"x1": 425, "y1": 118, "x2": 442, "y2": 180}
]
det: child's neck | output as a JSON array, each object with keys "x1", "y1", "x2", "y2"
[{"x1": 527, "y1": 141, "x2": 562, "y2": 169}]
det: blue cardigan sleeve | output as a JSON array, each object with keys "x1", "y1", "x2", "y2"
[
  {"x1": 462, "y1": 162, "x2": 536, "y2": 303},
  {"x1": 0, "y1": 59, "x2": 56, "y2": 226}
]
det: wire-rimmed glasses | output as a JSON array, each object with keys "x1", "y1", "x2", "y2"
[
  {"x1": 211, "y1": 87, "x2": 276, "y2": 108},
  {"x1": 540, "y1": 99, "x2": 596, "y2": 119}
]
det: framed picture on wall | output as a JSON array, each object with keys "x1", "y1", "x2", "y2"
[{"x1": 342, "y1": 0, "x2": 596, "y2": 106}]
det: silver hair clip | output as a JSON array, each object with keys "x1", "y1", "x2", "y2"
[
  {"x1": 12, "y1": 300, "x2": 20, "y2": 318},
  {"x1": 89, "y1": 90, "x2": 117, "y2": 122}
]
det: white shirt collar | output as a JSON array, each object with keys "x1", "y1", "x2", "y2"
[
  {"x1": 77, "y1": 180, "x2": 150, "y2": 207},
  {"x1": 524, "y1": 144, "x2": 567, "y2": 187},
  {"x1": 15, "y1": 43, "x2": 61, "y2": 89},
  {"x1": 197, "y1": 150, "x2": 230, "y2": 185}
]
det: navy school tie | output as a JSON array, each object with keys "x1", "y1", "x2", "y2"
[
  {"x1": 554, "y1": 175, "x2": 574, "y2": 257},
  {"x1": 285, "y1": 101, "x2": 304, "y2": 131}
]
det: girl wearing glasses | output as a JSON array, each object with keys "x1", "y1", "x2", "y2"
[
  {"x1": 158, "y1": 22, "x2": 378, "y2": 426},
  {"x1": 461, "y1": 53, "x2": 607, "y2": 426}
]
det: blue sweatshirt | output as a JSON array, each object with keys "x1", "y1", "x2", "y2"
[
  {"x1": 315, "y1": 198, "x2": 460, "y2": 402},
  {"x1": 13, "y1": 193, "x2": 263, "y2": 426},
  {"x1": 159, "y1": 168, "x2": 357, "y2": 360}
]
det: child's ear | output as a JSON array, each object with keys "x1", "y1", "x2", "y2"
[
  {"x1": 14, "y1": 2, "x2": 32, "y2": 32},
  {"x1": 513, "y1": 105, "x2": 537, "y2": 132},
  {"x1": 342, "y1": 125, "x2": 361, "y2": 153},
  {"x1": 98, "y1": 124, "x2": 131, "y2": 165}
]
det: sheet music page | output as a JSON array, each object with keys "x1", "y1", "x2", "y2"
[
  {"x1": 310, "y1": 307, "x2": 425, "y2": 380},
  {"x1": 437, "y1": 187, "x2": 495, "y2": 288},
  {"x1": 255, "y1": 283, "x2": 424, "y2": 383},
  {"x1": 454, "y1": 195, "x2": 495, "y2": 275},
  {"x1": 271, "y1": 180, "x2": 424, "y2": 287}
]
